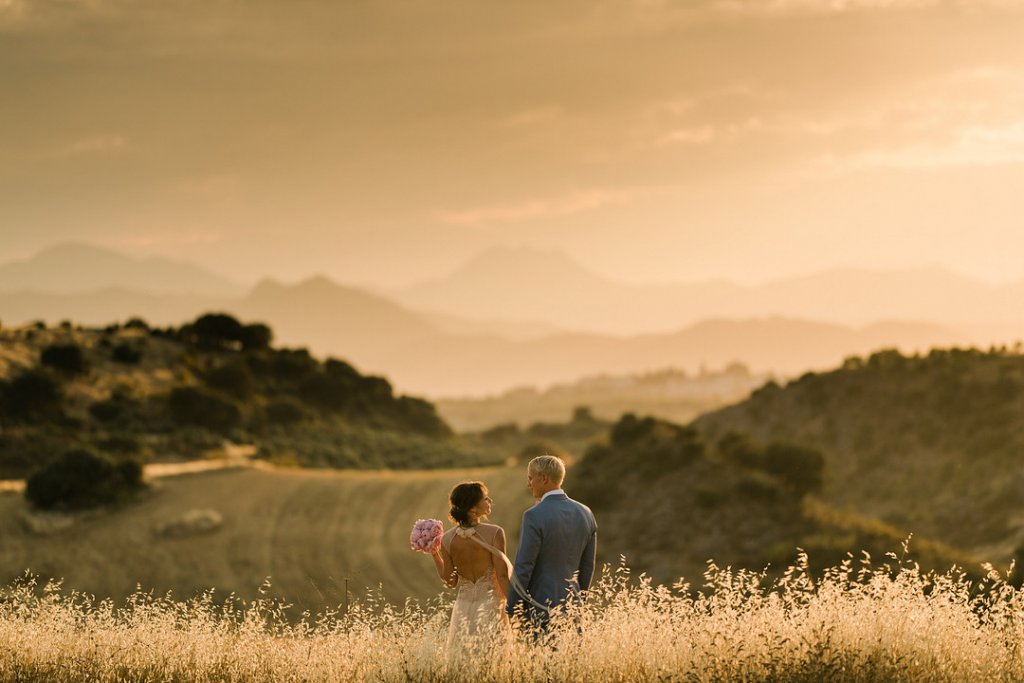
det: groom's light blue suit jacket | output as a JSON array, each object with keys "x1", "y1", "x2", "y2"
[{"x1": 505, "y1": 492, "x2": 598, "y2": 619}]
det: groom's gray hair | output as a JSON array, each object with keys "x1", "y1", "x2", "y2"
[{"x1": 528, "y1": 454, "x2": 566, "y2": 485}]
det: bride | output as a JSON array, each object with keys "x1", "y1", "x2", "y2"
[{"x1": 428, "y1": 481, "x2": 511, "y2": 647}]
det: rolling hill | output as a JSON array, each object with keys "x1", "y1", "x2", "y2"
[
  {"x1": 570, "y1": 413, "x2": 976, "y2": 585},
  {"x1": 693, "y1": 347, "x2": 1024, "y2": 562},
  {"x1": 0, "y1": 315, "x2": 484, "y2": 479}
]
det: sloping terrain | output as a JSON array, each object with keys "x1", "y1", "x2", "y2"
[
  {"x1": 0, "y1": 464, "x2": 536, "y2": 611},
  {"x1": 570, "y1": 414, "x2": 976, "y2": 585},
  {"x1": 694, "y1": 347, "x2": 1024, "y2": 560}
]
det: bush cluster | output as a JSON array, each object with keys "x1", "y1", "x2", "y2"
[
  {"x1": 40, "y1": 344, "x2": 88, "y2": 375},
  {"x1": 25, "y1": 449, "x2": 143, "y2": 510}
]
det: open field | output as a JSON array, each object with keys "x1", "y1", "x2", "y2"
[
  {"x1": 0, "y1": 464, "x2": 536, "y2": 610},
  {"x1": 2, "y1": 554, "x2": 1023, "y2": 682}
]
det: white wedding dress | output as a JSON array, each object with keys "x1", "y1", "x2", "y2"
[{"x1": 441, "y1": 526, "x2": 510, "y2": 650}]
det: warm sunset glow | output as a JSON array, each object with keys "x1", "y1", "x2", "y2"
[{"x1": 2, "y1": 0, "x2": 1023, "y2": 289}]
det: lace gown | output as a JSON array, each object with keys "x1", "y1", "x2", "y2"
[{"x1": 442, "y1": 526, "x2": 509, "y2": 649}]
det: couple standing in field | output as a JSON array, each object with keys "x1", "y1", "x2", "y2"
[{"x1": 424, "y1": 455, "x2": 598, "y2": 647}]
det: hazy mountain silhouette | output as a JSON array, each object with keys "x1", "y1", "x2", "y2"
[
  {"x1": 398, "y1": 246, "x2": 1024, "y2": 334},
  {"x1": 420, "y1": 310, "x2": 564, "y2": 341},
  {"x1": 4, "y1": 243, "x2": 1022, "y2": 397},
  {"x1": 375, "y1": 317, "x2": 985, "y2": 396},
  {"x1": 396, "y1": 246, "x2": 745, "y2": 334},
  {"x1": 0, "y1": 243, "x2": 245, "y2": 296},
  {"x1": 235, "y1": 276, "x2": 440, "y2": 360}
]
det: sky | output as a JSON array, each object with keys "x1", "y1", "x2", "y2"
[{"x1": 3, "y1": 0, "x2": 1024, "y2": 288}]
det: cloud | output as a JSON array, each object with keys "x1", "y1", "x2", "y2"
[
  {"x1": 495, "y1": 106, "x2": 565, "y2": 128},
  {"x1": 833, "y1": 120, "x2": 1024, "y2": 169},
  {"x1": 434, "y1": 185, "x2": 674, "y2": 226},
  {"x1": 173, "y1": 174, "x2": 243, "y2": 199},
  {"x1": 43, "y1": 134, "x2": 128, "y2": 159}
]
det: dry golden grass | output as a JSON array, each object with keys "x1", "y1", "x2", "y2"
[{"x1": 1, "y1": 550, "x2": 1022, "y2": 682}]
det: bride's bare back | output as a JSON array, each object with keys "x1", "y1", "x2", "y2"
[{"x1": 439, "y1": 523, "x2": 510, "y2": 598}]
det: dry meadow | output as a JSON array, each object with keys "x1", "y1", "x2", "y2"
[{"x1": 2, "y1": 550, "x2": 1023, "y2": 682}]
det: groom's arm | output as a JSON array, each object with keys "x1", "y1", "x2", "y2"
[
  {"x1": 578, "y1": 511, "x2": 598, "y2": 592},
  {"x1": 578, "y1": 529, "x2": 597, "y2": 592},
  {"x1": 506, "y1": 510, "x2": 542, "y2": 616}
]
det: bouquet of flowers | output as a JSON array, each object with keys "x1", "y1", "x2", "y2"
[{"x1": 409, "y1": 518, "x2": 444, "y2": 554}]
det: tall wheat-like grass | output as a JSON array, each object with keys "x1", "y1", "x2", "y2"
[{"x1": 1, "y1": 550, "x2": 1022, "y2": 682}]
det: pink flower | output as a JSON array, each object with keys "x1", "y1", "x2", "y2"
[{"x1": 410, "y1": 518, "x2": 444, "y2": 553}]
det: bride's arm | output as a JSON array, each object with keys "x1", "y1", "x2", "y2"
[
  {"x1": 491, "y1": 527, "x2": 510, "y2": 600},
  {"x1": 432, "y1": 542, "x2": 459, "y2": 588}
]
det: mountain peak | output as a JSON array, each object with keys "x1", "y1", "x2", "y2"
[{"x1": 0, "y1": 242, "x2": 245, "y2": 297}]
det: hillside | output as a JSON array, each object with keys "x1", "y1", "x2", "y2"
[
  {"x1": 694, "y1": 347, "x2": 1024, "y2": 561},
  {"x1": 0, "y1": 315, "x2": 487, "y2": 479},
  {"x1": 436, "y1": 364, "x2": 767, "y2": 431},
  {"x1": 570, "y1": 414, "x2": 974, "y2": 585}
]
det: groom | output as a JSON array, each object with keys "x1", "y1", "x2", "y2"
[{"x1": 506, "y1": 454, "x2": 598, "y2": 628}]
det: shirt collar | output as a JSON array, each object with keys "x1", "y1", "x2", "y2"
[{"x1": 541, "y1": 489, "x2": 565, "y2": 502}]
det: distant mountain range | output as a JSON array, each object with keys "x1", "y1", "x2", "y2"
[
  {"x1": 396, "y1": 246, "x2": 1024, "y2": 334},
  {"x1": 2, "y1": 242, "x2": 1022, "y2": 396},
  {"x1": 0, "y1": 243, "x2": 245, "y2": 297}
]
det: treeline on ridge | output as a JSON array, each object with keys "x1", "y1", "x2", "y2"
[{"x1": 0, "y1": 313, "x2": 490, "y2": 506}]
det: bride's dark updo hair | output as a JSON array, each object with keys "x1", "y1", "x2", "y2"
[{"x1": 449, "y1": 481, "x2": 487, "y2": 527}]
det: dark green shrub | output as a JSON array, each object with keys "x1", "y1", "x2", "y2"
[
  {"x1": 736, "y1": 470, "x2": 781, "y2": 502},
  {"x1": 40, "y1": 344, "x2": 88, "y2": 375},
  {"x1": 88, "y1": 393, "x2": 142, "y2": 426},
  {"x1": 694, "y1": 487, "x2": 726, "y2": 509},
  {"x1": 240, "y1": 323, "x2": 273, "y2": 351},
  {"x1": 124, "y1": 318, "x2": 150, "y2": 331},
  {"x1": 111, "y1": 343, "x2": 143, "y2": 365},
  {"x1": 265, "y1": 397, "x2": 309, "y2": 425},
  {"x1": 168, "y1": 386, "x2": 242, "y2": 432},
  {"x1": 2, "y1": 370, "x2": 63, "y2": 421},
  {"x1": 571, "y1": 406, "x2": 598, "y2": 424},
  {"x1": 25, "y1": 449, "x2": 144, "y2": 510},
  {"x1": 266, "y1": 348, "x2": 319, "y2": 382},
  {"x1": 179, "y1": 313, "x2": 244, "y2": 350},
  {"x1": 518, "y1": 441, "x2": 569, "y2": 464},
  {"x1": 392, "y1": 396, "x2": 451, "y2": 436},
  {"x1": 89, "y1": 399, "x2": 123, "y2": 422},
  {"x1": 203, "y1": 360, "x2": 255, "y2": 400},
  {"x1": 754, "y1": 443, "x2": 825, "y2": 495},
  {"x1": 97, "y1": 436, "x2": 141, "y2": 455},
  {"x1": 480, "y1": 422, "x2": 521, "y2": 443}
]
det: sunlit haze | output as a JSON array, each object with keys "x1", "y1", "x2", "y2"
[{"x1": 3, "y1": 0, "x2": 1024, "y2": 288}]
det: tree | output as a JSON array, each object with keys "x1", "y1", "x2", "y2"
[
  {"x1": 169, "y1": 386, "x2": 242, "y2": 433},
  {"x1": 111, "y1": 343, "x2": 143, "y2": 365},
  {"x1": 239, "y1": 323, "x2": 273, "y2": 351},
  {"x1": 1, "y1": 370, "x2": 63, "y2": 421},
  {"x1": 40, "y1": 343, "x2": 88, "y2": 375},
  {"x1": 204, "y1": 360, "x2": 256, "y2": 400},
  {"x1": 265, "y1": 397, "x2": 309, "y2": 425},
  {"x1": 759, "y1": 443, "x2": 825, "y2": 496},
  {"x1": 181, "y1": 313, "x2": 244, "y2": 350},
  {"x1": 25, "y1": 449, "x2": 143, "y2": 510}
]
